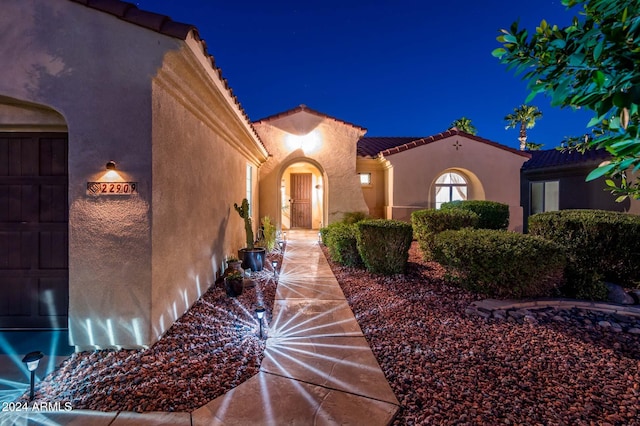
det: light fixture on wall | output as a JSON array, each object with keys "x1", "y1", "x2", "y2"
[
  {"x1": 106, "y1": 161, "x2": 116, "y2": 170},
  {"x1": 22, "y1": 351, "x2": 44, "y2": 401}
]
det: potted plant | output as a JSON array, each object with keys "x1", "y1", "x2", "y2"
[
  {"x1": 224, "y1": 270, "x2": 244, "y2": 297},
  {"x1": 234, "y1": 198, "x2": 266, "y2": 271}
]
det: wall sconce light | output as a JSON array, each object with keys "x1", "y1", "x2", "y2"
[
  {"x1": 106, "y1": 161, "x2": 116, "y2": 170},
  {"x1": 255, "y1": 306, "x2": 266, "y2": 339},
  {"x1": 22, "y1": 351, "x2": 44, "y2": 401}
]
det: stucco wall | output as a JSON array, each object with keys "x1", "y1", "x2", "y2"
[
  {"x1": 356, "y1": 158, "x2": 387, "y2": 218},
  {"x1": 255, "y1": 110, "x2": 368, "y2": 228},
  {"x1": 382, "y1": 135, "x2": 529, "y2": 232},
  {"x1": 150, "y1": 43, "x2": 264, "y2": 341},
  {"x1": 0, "y1": 1, "x2": 266, "y2": 350}
]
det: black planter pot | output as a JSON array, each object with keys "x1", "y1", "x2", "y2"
[{"x1": 238, "y1": 248, "x2": 266, "y2": 272}]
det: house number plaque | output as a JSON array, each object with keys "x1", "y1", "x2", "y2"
[{"x1": 87, "y1": 182, "x2": 138, "y2": 195}]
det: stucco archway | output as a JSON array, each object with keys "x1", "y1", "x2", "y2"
[
  {"x1": 429, "y1": 167, "x2": 485, "y2": 208},
  {"x1": 277, "y1": 158, "x2": 327, "y2": 230}
]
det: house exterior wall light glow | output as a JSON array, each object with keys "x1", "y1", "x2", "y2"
[{"x1": 285, "y1": 131, "x2": 322, "y2": 154}]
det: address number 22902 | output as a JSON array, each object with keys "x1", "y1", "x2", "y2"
[{"x1": 87, "y1": 182, "x2": 138, "y2": 195}]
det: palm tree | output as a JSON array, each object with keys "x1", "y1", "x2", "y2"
[
  {"x1": 450, "y1": 117, "x2": 477, "y2": 135},
  {"x1": 504, "y1": 105, "x2": 543, "y2": 151}
]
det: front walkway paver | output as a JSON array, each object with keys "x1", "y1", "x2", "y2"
[
  {"x1": 194, "y1": 230, "x2": 399, "y2": 425},
  {"x1": 3, "y1": 230, "x2": 399, "y2": 425}
]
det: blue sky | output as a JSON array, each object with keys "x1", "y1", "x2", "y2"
[{"x1": 136, "y1": 0, "x2": 592, "y2": 150}]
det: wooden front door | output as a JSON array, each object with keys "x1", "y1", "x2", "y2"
[
  {"x1": 0, "y1": 133, "x2": 68, "y2": 329},
  {"x1": 290, "y1": 173, "x2": 312, "y2": 229}
]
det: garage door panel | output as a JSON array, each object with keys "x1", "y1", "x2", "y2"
[
  {"x1": 0, "y1": 277, "x2": 32, "y2": 317},
  {"x1": 0, "y1": 133, "x2": 68, "y2": 330},
  {"x1": 40, "y1": 138, "x2": 67, "y2": 176},
  {"x1": 39, "y1": 278, "x2": 68, "y2": 318},
  {"x1": 40, "y1": 231, "x2": 68, "y2": 269},
  {"x1": 40, "y1": 184, "x2": 67, "y2": 222}
]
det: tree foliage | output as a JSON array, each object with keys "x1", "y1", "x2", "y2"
[
  {"x1": 450, "y1": 116, "x2": 478, "y2": 135},
  {"x1": 493, "y1": 0, "x2": 640, "y2": 199},
  {"x1": 504, "y1": 105, "x2": 543, "y2": 150}
]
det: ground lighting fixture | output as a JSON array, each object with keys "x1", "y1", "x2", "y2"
[
  {"x1": 272, "y1": 260, "x2": 278, "y2": 277},
  {"x1": 22, "y1": 351, "x2": 44, "y2": 401},
  {"x1": 255, "y1": 306, "x2": 266, "y2": 339}
]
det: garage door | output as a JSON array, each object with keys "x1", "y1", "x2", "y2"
[{"x1": 0, "y1": 133, "x2": 68, "y2": 329}]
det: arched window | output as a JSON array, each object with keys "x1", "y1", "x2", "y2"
[{"x1": 435, "y1": 171, "x2": 467, "y2": 209}]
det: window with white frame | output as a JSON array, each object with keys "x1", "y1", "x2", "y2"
[
  {"x1": 530, "y1": 180, "x2": 559, "y2": 214},
  {"x1": 246, "y1": 164, "x2": 253, "y2": 214},
  {"x1": 359, "y1": 173, "x2": 371, "y2": 185},
  {"x1": 435, "y1": 171, "x2": 467, "y2": 209}
]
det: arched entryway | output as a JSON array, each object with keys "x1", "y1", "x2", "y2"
[
  {"x1": 279, "y1": 160, "x2": 326, "y2": 230},
  {"x1": 0, "y1": 98, "x2": 68, "y2": 330}
]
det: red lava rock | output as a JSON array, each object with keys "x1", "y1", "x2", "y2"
[
  {"x1": 323, "y1": 243, "x2": 640, "y2": 426},
  {"x1": 17, "y1": 250, "x2": 282, "y2": 413}
]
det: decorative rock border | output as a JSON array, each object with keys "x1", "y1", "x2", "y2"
[{"x1": 467, "y1": 299, "x2": 640, "y2": 335}]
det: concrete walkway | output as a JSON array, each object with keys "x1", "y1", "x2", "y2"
[{"x1": 2, "y1": 231, "x2": 399, "y2": 425}]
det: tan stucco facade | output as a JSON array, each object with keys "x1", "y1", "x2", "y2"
[
  {"x1": 358, "y1": 134, "x2": 530, "y2": 232},
  {"x1": 0, "y1": 1, "x2": 267, "y2": 350},
  {"x1": 254, "y1": 107, "x2": 369, "y2": 229}
]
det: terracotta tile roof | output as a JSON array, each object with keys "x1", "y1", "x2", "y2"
[
  {"x1": 68, "y1": 0, "x2": 266, "y2": 154},
  {"x1": 253, "y1": 105, "x2": 367, "y2": 133},
  {"x1": 357, "y1": 137, "x2": 424, "y2": 157},
  {"x1": 358, "y1": 129, "x2": 530, "y2": 159},
  {"x1": 522, "y1": 148, "x2": 611, "y2": 171},
  {"x1": 69, "y1": 0, "x2": 195, "y2": 38}
]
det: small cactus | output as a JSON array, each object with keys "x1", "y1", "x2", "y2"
[{"x1": 234, "y1": 198, "x2": 254, "y2": 250}]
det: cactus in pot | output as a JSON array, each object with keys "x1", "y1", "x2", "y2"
[{"x1": 234, "y1": 198, "x2": 254, "y2": 250}]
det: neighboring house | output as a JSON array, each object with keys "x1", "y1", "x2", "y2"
[
  {"x1": 357, "y1": 129, "x2": 531, "y2": 232},
  {"x1": 1, "y1": 0, "x2": 267, "y2": 350},
  {"x1": 520, "y1": 149, "x2": 640, "y2": 231}
]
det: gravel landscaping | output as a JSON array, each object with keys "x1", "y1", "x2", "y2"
[
  {"x1": 325, "y1": 243, "x2": 640, "y2": 425},
  {"x1": 19, "y1": 241, "x2": 640, "y2": 425},
  {"x1": 18, "y1": 250, "x2": 282, "y2": 413}
]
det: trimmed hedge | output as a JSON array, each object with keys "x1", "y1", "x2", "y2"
[
  {"x1": 355, "y1": 219, "x2": 413, "y2": 275},
  {"x1": 324, "y1": 222, "x2": 361, "y2": 267},
  {"x1": 432, "y1": 228, "x2": 566, "y2": 298},
  {"x1": 529, "y1": 210, "x2": 640, "y2": 298},
  {"x1": 342, "y1": 211, "x2": 369, "y2": 224},
  {"x1": 441, "y1": 200, "x2": 510, "y2": 230},
  {"x1": 411, "y1": 209, "x2": 479, "y2": 260}
]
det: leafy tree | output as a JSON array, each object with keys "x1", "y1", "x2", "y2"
[
  {"x1": 450, "y1": 117, "x2": 478, "y2": 135},
  {"x1": 504, "y1": 105, "x2": 543, "y2": 150},
  {"x1": 493, "y1": 0, "x2": 640, "y2": 199}
]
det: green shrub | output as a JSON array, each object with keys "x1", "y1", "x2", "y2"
[
  {"x1": 432, "y1": 228, "x2": 566, "y2": 298},
  {"x1": 529, "y1": 210, "x2": 640, "y2": 297},
  {"x1": 441, "y1": 200, "x2": 510, "y2": 230},
  {"x1": 355, "y1": 219, "x2": 413, "y2": 275},
  {"x1": 411, "y1": 209, "x2": 479, "y2": 260},
  {"x1": 325, "y1": 222, "x2": 361, "y2": 267},
  {"x1": 319, "y1": 226, "x2": 331, "y2": 246},
  {"x1": 342, "y1": 211, "x2": 369, "y2": 224}
]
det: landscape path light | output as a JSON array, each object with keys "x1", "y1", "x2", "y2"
[
  {"x1": 272, "y1": 260, "x2": 278, "y2": 278},
  {"x1": 255, "y1": 306, "x2": 266, "y2": 339},
  {"x1": 22, "y1": 351, "x2": 44, "y2": 401}
]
